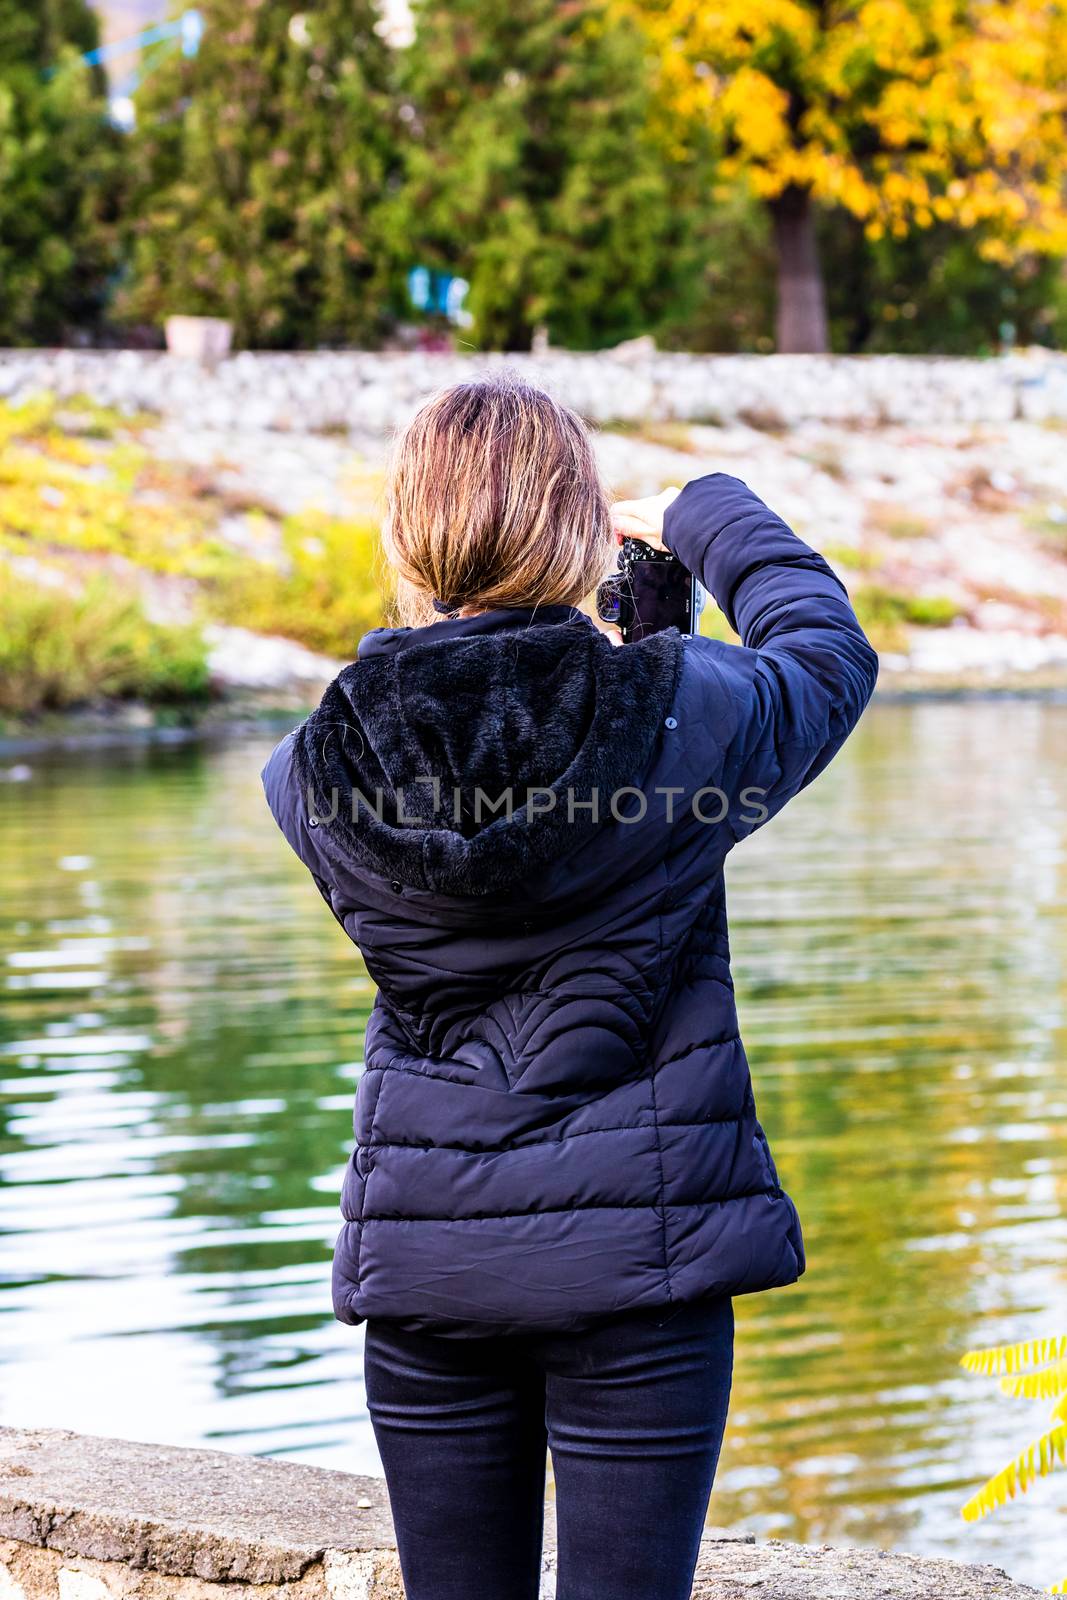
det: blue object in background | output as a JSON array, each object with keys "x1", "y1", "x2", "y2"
[
  {"x1": 180, "y1": 10, "x2": 203, "y2": 57},
  {"x1": 444, "y1": 276, "x2": 471, "y2": 326},
  {"x1": 407, "y1": 268, "x2": 471, "y2": 326},
  {"x1": 83, "y1": 10, "x2": 202, "y2": 69},
  {"x1": 407, "y1": 266, "x2": 432, "y2": 313},
  {"x1": 431, "y1": 273, "x2": 452, "y2": 314},
  {"x1": 82, "y1": 6, "x2": 204, "y2": 123}
]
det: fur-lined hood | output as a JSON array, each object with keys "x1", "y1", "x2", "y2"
[
  {"x1": 264, "y1": 474, "x2": 879, "y2": 1336},
  {"x1": 293, "y1": 604, "x2": 684, "y2": 900}
]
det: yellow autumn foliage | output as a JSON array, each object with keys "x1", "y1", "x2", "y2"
[
  {"x1": 620, "y1": 0, "x2": 1067, "y2": 255},
  {"x1": 959, "y1": 1335, "x2": 1067, "y2": 1590}
]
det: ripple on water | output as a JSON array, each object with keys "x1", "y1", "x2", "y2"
[{"x1": 0, "y1": 707, "x2": 1065, "y2": 1584}]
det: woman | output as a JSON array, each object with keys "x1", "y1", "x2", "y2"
[{"x1": 263, "y1": 376, "x2": 877, "y2": 1600}]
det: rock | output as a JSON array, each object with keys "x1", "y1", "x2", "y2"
[
  {"x1": 609, "y1": 334, "x2": 658, "y2": 362},
  {"x1": 203, "y1": 627, "x2": 345, "y2": 694},
  {"x1": 0, "y1": 1426, "x2": 395, "y2": 1585},
  {"x1": 2, "y1": 349, "x2": 1066, "y2": 435},
  {"x1": 0, "y1": 1427, "x2": 1043, "y2": 1600}
]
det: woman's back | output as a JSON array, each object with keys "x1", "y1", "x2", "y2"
[
  {"x1": 264, "y1": 380, "x2": 877, "y2": 1600},
  {"x1": 264, "y1": 470, "x2": 876, "y2": 1336}
]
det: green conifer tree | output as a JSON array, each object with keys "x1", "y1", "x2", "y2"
[
  {"x1": 389, "y1": 0, "x2": 692, "y2": 350},
  {"x1": 0, "y1": 0, "x2": 120, "y2": 343},
  {"x1": 122, "y1": 0, "x2": 399, "y2": 347}
]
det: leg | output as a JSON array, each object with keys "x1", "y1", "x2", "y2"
[
  {"x1": 363, "y1": 1319, "x2": 547, "y2": 1600},
  {"x1": 544, "y1": 1297, "x2": 734, "y2": 1600}
]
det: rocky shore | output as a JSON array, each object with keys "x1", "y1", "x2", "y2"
[
  {"x1": 3, "y1": 346, "x2": 1067, "y2": 432},
  {"x1": 3, "y1": 347, "x2": 1067, "y2": 703}
]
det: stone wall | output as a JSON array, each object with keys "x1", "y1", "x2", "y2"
[
  {"x1": 2, "y1": 347, "x2": 1067, "y2": 434},
  {"x1": 0, "y1": 1427, "x2": 1042, "y2": 1600}
]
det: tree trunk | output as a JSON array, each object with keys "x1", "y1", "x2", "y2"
[{"x1": 769, "y1": 185, "x2": 829, "y2": 354}]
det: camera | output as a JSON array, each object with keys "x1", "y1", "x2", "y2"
[{"x1": 596, "y1": 538, "x2": 704, "y2": 644}]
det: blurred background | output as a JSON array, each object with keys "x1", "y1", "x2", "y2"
[
  {"x1": 1, "y1": 0, "x2": 1066, "y2": 1591},
  {"x1": 5, "y1": 0, "x2": 1067, "y2": 354}
]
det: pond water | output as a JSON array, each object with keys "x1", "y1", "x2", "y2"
[{"x1": 1, "y1": 703, "x2": 1065, "y2": 1588}]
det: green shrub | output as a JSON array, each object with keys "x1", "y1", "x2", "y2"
[
  {"x1": 121, "y1": 0, "x2": 399, "y2": 349},
  {"x1": 386, "y1": 0, "x2": 696, "y2": 351},
  {"x1": 0, "y1": 5, "x2": 122, "y2": 345},
  {"x1": 822, "y1": 542, "x2": 879, "y2": 572},
  {"x1": 208, "y1": 511, "x2": 390, "y2": 658},
  {"x1": 0, "y1": 571, "x2": 211, "y2": 715},
  {"x1": 0, "y1": 395, "x2": 238, "y2": 579},
  {"x1": 904, "y1": 594, "x2": 960, "y2": 627},
  {"x1": 853, "y1": 583, "x2": 961, "y2": 650},
  {"x1": 867, "y1": 506, "x2": 934, "y2": 541}
]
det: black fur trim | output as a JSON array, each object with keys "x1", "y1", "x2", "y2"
[{"x1": 294, "y1": 619, "x2": 685, "y2": 898}]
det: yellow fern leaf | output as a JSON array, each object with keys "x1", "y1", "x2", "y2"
[
  {"x1": 999, "y1": 1360, "x2": 1067, "y2": 1400},
  {"x1": 961, "y1": 1424, "x2": 1067, "y2": 1522},
  {"x1": 961, "y1": 1337, "x2": 1067, "y2": 1377}
]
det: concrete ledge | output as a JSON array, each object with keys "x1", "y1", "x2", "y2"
[
  {"x1": 0, "y1": 1428, "x2": 395, "y2": 1584},
  {"x1": 0, "y1": 1427, "x2": 1040, "y2": 1600}
]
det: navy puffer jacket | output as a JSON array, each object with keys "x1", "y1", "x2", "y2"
[{"x1": 263, "y1": 474, "x2": 878, "y2": 1336}]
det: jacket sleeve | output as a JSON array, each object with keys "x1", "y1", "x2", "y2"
[
  {"x1": 261, "y1": 729, "x2": 344, "y2": 902},
  {"x1": 663, "y1": 473, "x2": 879, "y2": 840},
  {"x1": 263, "y1": 731, "x2": 372, "y2": 933}
]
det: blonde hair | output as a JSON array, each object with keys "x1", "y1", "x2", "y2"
[{"x1": 382, "y1": 375, "x2": 615, "y2": 627}]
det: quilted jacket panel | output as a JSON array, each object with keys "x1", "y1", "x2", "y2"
[{"x1": 263, "y1": 474, "x2": 878, "y2": 1334}]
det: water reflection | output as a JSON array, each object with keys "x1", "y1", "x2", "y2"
[
  {"x1": 0, "y1": 740, "x2": 369, "y2": 1461},
  {"x1": 0, "y1": 706, "x2": 1064, "y2": 1585}
]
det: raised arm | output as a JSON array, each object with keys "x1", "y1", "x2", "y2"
[{"x1": 662, "y1": 473, "x2": 879, "y2": 837}]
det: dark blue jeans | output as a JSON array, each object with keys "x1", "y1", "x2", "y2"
[{"x1": 364, "y1": 1296, "x2": 734, "y2": 1600}]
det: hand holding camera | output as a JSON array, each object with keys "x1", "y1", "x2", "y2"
[
  {"x1": 609, "y1": 486, "x2": 682, "y2": 551},
  {"x1": 599, "y1": 485, "x2": 698, "y2": 643}
]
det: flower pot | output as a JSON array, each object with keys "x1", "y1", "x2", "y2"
[{"x1": 164, "y1": 315, "x2": 233, "y2": 366}]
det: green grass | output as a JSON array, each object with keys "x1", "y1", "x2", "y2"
[
  {"x1": 823, "y1": 542, "x2": 880, "y2": 572},
  {"x1": 1025, "y1": 505, "x2": 1067, "y2": 545},
  {"x1": 699, "y1": 576, "x2": 957, "y2": 653},
  {"x1": 0, "y1": 393, "x2": 145, "y2": 447},
  {"x1": 208, "y1": 510, "x2": 391, "y2": 658},
  {"x1": 904, "y1": 594, "x2": 961, "y2": 626},
  {"x1": 867, "y1": 506, "x2": 934, "y2": 541},
  {"x1": 0, "y1": 394, "x2": 396, "y2": 706},
  {"x1": 853, "y1": 583, "x2": 961, "y2": 650},
  {"x1": 0, "y1": 396, "x2": 241, "y2": 579},
  {"x1": 0, "y1": 393, "x2": 977, "y2": 707},
  {"x1": 699, "y1": 601, "x2": 740, "y2": 643},
  {"x1": 604, "y1": 421, "x2": 700, "y2": 454},
  {"x1": 0, "y1": 570, "x2": 211, "y2": 715}
]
